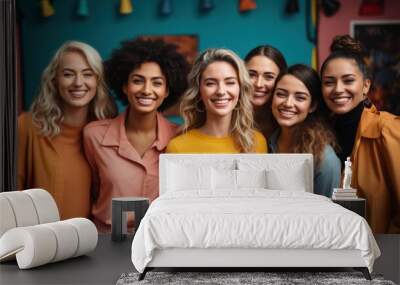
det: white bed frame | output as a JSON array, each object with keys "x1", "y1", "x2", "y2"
[{"x1": 140, "y1": 154, "x2": 371, "y2": 280}]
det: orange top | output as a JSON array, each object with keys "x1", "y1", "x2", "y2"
[
  {"x1": 83, "y1": 111, "x2": 177, "y2": 233},
  {"x1": 17, "y1": 112, "x2": 91, "y2": 220},
  {"x1": 351, "y1": 105, "x2": 400, "y2": 233}
]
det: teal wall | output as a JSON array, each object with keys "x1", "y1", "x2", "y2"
[{"x1": 18, "y1": 0, "x2": 314, "y2": 110}]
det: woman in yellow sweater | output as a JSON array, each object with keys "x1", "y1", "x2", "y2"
[
  {"x1": 18, "y1": 41, "x2": 117, "y2": 219},
  {"x1": 166, "y1": 48, "x2": 267, "y2": 153}
]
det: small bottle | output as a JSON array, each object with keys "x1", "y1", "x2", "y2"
[{"x1": 342, "y1": 157, "x2": 352, "y2": 189}]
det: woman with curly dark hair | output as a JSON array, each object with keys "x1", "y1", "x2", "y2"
[
  {"x1": 83, "y1": 39, "x2": 189, "y2": 232},
  {"x1": 268, "y1": 64, "x2": 340, "y2": 197}
]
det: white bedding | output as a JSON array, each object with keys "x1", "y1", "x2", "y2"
[{"x1": 131, "y1": 190, "x2": 380, "y2": 273}]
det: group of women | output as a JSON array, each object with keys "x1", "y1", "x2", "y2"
[{"x1": 18, "y1": 35, "x2": 400, "y2": 234}]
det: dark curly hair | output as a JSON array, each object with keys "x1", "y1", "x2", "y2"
[
  {"x1": 105, "y1": 39, "x2": 190, "y2": 111},
  {"x1": 320, "y1": 35, "x2": 370, "y2": 80}
]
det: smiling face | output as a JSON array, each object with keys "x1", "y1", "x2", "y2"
[
  {"x1": 246, "y1": 55, "x2": 280, "y2": 107},
  {"x1": 123, "y1": 62, "x2": 168, "y2": 115},
  {"x1": 321, "y1": 58, "x2": 371, "y2": 114},
  {"x1": 56, "y1": 51, "x2": 98, "y2": 110},
  {"x1": 199, "y1": 61, "x2": 240, "y2": 119},
  {"x1": 272, "y1": 74, "x2": 314, "y2": 129}
]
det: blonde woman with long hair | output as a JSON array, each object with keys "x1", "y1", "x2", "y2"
[
  {"x1": 166, "y1": 48, "x2": 267, "y2": 153},
  {"x1": 18, "y1": 41, "x2": 117, "y2": 220}
]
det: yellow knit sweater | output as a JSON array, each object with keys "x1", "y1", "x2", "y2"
[{"x1": 166, "y1": 129, "x2": 267, "y2": 153}]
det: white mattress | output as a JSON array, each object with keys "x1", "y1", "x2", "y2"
[{"x1": 131, "y1": 190, "x2": 380, "y2": 273}]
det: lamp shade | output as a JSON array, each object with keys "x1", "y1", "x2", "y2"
[
  {"x1": 41, "y1": 0, "x2": 55, "y2": 17},
  {"x1": 120, "y1": 0, "x2": 133, "y2": 15},
  {"x1": 160, "y1": 0, "x2": 173, "y2": 16},
  {"x1": 321, "y1": 0, "x2": 341, "y2": 17},
  {"x1": 76, "y1": 0, "x2": 89, "y2": 17},
  {"x1": 285, "y1": 0, "x2": 299, "y2": 14},
  {"x1": 359, "y1": 0, "x2": 384, "y2": 16},
  {"x1": 200, "y1": 0, "x2": 214, "y2": 12},
  {"x1": 239, "y1": 0, "x2": 257, "y2": 13}
]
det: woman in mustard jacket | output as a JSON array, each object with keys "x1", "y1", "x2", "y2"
[{"x1": 320, "y1": 35, "x2": 400, "y2": 233}]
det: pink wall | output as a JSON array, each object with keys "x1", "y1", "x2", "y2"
[{"x1": 318, "y1": 0, "x2": 400, "y2": 68}]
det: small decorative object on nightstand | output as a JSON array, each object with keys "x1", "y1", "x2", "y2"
[
  {"x1": 332, "y1": 157, "x2": 366, "y2": 218},
  {"x1": 342, "y1": 157, "x2": 353, "y2": 189},
  {"x1": 332, "y1": 187, "x2": 358, "y2": 200},
  {"x1": 332, "y1": 157, "x2": 358, "y2": 199},
  {"x1": 111, "y1": 197, "x2": 149, "y2": 242},
  {"x1": 331, "y1": 157, "x2": 366, "y2": 217}
]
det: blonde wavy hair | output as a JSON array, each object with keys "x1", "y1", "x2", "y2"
[
  {"x1": 180, "y1": 48, "x2": 256, "y2": 152},
  {"x1": 31, "y1": 41, "x2": 117, "y2": 137}
]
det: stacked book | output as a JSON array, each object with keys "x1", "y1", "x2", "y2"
[{"x1": 332, "y1": 188, "x2": 358, "y2": 200}]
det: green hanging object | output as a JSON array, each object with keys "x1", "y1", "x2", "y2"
[
  {"x1": 285, "y1": 0, "x2": 299, "y2": 15},
  {"x1": 77, "y1": 0, "x2": 89, "y2": 17},
  {"x1": 200, "y1": 0, "x2": 214, "y2": 12},
  {"x1": 160, "y1": 0, "x2": 173, "y2": 16},
  {"x1": 41, "y1": 0, "x2": 55, "y2": 17}
]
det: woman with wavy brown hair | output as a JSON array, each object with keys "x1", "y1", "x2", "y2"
[
  {"x1": 268, "y1": 64, "x2": 340, "y2": 197},
  {"x1": 166, "y1": 48, "x2": 267, "y2": 153},
  {"x1": 18, "y1": 41, "x2": 117, "y2": 220}
]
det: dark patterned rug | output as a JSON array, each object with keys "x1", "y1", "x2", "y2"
[{"x1": 116, "y1": 271, "x2": 396, "y2": 285}]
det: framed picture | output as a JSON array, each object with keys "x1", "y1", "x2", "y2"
[{"x1": 351, "y1": 20, "x2": 400, "y2": 115}]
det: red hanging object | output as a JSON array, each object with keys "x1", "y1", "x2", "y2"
[
  {"x1": 239, "y1": 0, "x2": 257, "y2": 13},
  {"x1": 359, "y1": 0, "x2": 384, "y2": 16}
]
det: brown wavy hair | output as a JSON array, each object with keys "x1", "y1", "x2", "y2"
[{"x1": 291, "y1": 117, "x2": 337, "y2": 167}]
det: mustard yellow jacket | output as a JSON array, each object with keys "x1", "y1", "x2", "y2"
[
  {"x1": 17, "y1": 113, "x2": 91, "y2": 220},
  {"x1": 351, "y1": 105, "x2": 400, "y2": 233}
]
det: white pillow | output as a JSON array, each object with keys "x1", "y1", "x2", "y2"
[
  {"x1": 167, "y1": 162, "x2": 212, "y2": 191},
  {"x1": 237, "y1": 158, "x2": 309, "y2": 192},
  {"x1": 237, "y1": 169, "x2": 267, "y2": 188},
  {"x1": 212, "y1": 168, "x2": 237, "y2": 190},
  {"x1": 266, "y1": 167, "x2": 307, "y2": 191},
  {"x1": 211, "y1": 169, "x2": 268, "y2": 190}
]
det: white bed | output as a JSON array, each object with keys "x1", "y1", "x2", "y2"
[{"x1": 131, "y1": 154, "x2": 380, "y2": 280}]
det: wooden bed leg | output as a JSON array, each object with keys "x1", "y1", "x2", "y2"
[
  {"x1": 354, "y1": 267, "x2": 371, "y2": 280},
  {"x1": 138, "y1": 268, "x2": 148, "y2": 281}
]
